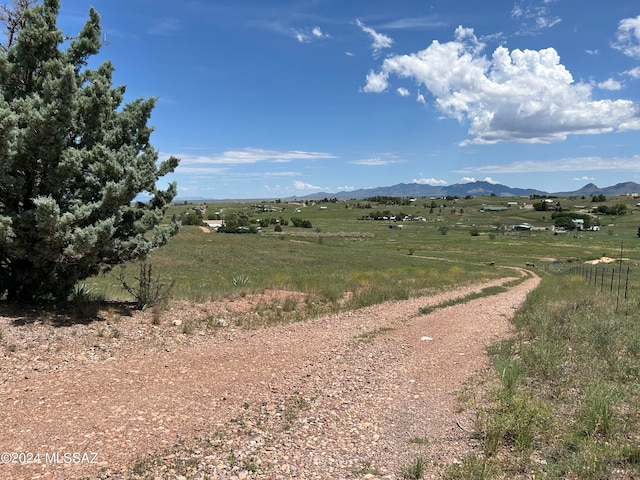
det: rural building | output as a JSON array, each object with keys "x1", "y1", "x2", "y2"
[
  {"x1": 511, "y1": 223, "x2": 533, "y2": 231},
  {"x1": 481, "y1": 206, "x2": 508, "y2": 212},
  {"x1": 206, "y1": 220, "x2": 224, "y2": 230},
  {"x1": 572, "y1": 218, "x2": 584, "y2": 230}
]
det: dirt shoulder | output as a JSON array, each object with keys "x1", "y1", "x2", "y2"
[{"x1": 0, "y1": 270, "x2": 539, "y2": 479}]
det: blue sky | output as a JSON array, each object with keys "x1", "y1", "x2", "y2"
[{"x1": 57, "y1": 0, "x2": 640, "y2": 199}]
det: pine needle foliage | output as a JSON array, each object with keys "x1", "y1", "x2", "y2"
[{"x1": 0, "y1": 0, "x2": 179, "y2": 301}]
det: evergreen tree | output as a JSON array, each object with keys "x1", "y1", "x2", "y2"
[{"x1": 0, "y1": 0, "x2": 179, "y2": 301}]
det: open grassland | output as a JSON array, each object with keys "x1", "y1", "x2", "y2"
[
  {"x1": 90, "y1": 224, "x2": 506, "y2": 309},
  {"x1": 88, "y1": 194, "x2": 640, "y2": 307}
]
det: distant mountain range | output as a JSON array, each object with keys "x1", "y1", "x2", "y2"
[
  {"x1": 174, "y1": 181, "x2": 640, "y2": 202},
  {"x1": 297, "y1": 181, "x2": 640, "y2": 200}
]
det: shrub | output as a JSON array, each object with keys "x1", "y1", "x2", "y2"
[
  {"x1": 118, "y1": 262, "x2": 175, "y2": 310},
  {"x1": 291, "y1": 217, "x2": 312, "y2": 228}
]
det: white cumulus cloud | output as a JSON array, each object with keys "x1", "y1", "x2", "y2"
[
  {"x1": 626, "y1": 67, "x2": 640, "y2": 79},
  {"x1": 413, "y1": 178, "x2": 448, "y2": 186},
  {"x1": 362, "y1": 70, "x2": 389, "y2": 93},
  {"x1": 294, "y1": 181, "x2": 324, "y2": 191},
  {"x1": 597, "y1": 78, "x2": 622, "y2": 91},
  {"x1": 397, "y1": 87, "x2": 410, "y2": 97},
  {"x1": 363, "y1": 26, "x2": 640, "y2": 144}
]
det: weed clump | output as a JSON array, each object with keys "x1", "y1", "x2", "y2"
[{"x1": 118, "y1": 262, "x2": 175, "y2": 310}]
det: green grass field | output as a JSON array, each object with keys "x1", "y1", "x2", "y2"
[{"x1": 88, "y1": 194, "x2": 640, "y2": 306}]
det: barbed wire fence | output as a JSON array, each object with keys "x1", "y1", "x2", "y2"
[{"x1": 544, "y1": 243, "x2": 639, "y2": 310}]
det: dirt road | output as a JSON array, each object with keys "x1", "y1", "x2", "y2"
[{"x1": 0, "y1": 270, "x2": 539, "y2": 479}]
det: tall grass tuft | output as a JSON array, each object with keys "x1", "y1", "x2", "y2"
[{"x1": 68, "y1": 283, "x2": 104, "y2": 320}]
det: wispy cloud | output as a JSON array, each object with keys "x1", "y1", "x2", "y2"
[
  {"x1": 363, "y1": 26, "x2": 640, "y2": 144},
  {"x1": 293, "y1": 25, "x2": 330, "y2": 43},
  {"x1": 356, "y1": 19, "x2": 393, "y2": 56},
  {"x1": 612, "y1": 15, "x2": 640, "y2": 59},
  {"x1": 312, "y1": 26, "x2": 328, "y2": 39},
  {"x1": 182, "y1": 148, "x2": 334, "y2": 164},
  {"x1": 349, "y1": 154, "x2": 405, "y2": 166},
  {"x1": 380, "y1": 16, "x2": 446, "y2": 30},
  {"x1": 167, "y1": 148, "x2": 336, "y2": 175},
  {"x1": 147, "y1": 18, "x2": 182, "y2": 36},
  {"x1": 456, "y1": 156, "x2": 640, "y2": 174},
  {"x1": 511, "y1": 1, "x2": 561, "y2": 35}
]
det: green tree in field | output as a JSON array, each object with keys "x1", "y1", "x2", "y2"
[
  {"x1": 0, "y1": 0, "x2": 179, "y2": 301},
  {"x1": 554, "y1": 216, "x2": 575, "y2": 230}
]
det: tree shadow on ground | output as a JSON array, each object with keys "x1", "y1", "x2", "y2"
[{"x1": 0, "y1": 301, "x2": 137, "y2": 327}]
